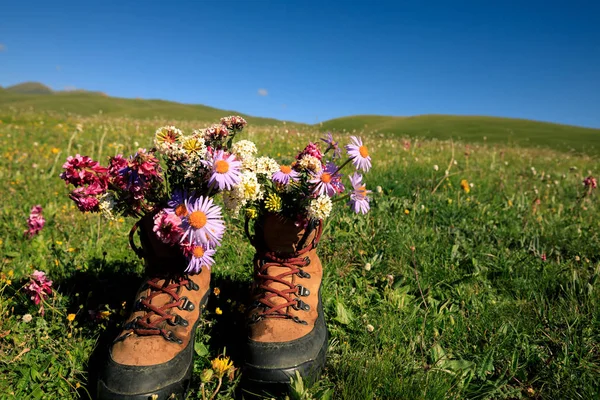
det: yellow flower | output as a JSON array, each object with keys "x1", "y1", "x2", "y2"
[
  {"x1": 404, "y1": 209, "x2": 410, "y2": 215},
  {"x1": 507, "y1": 199, "x2": 513, "y2": 207},
  {"x1": 51, "y1": 147, "x2": 60, "y2": 154},
  {"x1": 215, "y1": 307, "x2": 223, "y2": 315},
  {"x1": 67, "y1": 313, "x2": 76, "y2": 322},
  {"x1": 265, "y1": 193, "x2": 282, "y2": 213},
  {"x1": 99, "y1": 310, "x2": 111, "y2": 320},
  {"x1": 211, "y1": 356, "x2": 234, "y2": 378},
  {"x1": 245, "y1": 208, "x2": 258, "y2": 220},
  {"x1": 213, "y1": 287, "x2": 221, "y2": 296},
  {"x1": 460, "y1": 179, "x2": 470, "y2": 194}
]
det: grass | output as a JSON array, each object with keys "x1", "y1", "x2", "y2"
[{"x1": 0, "y1": 107, "x2": 599, "y2": 399}]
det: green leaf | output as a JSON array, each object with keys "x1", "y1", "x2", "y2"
[
  {"x1": 334, "y1": 300, "x2": 353, "y2": 325},
  {"x1": 194, "y1": 342, "x2": 209, "y2": 357}
]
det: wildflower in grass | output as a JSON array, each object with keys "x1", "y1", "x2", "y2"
[
  {"x1": 346, "y1": 136, "x2": 371, "y2": 172},
  {"x1": 308, "y1": 194, "x2": 333, "y2": 220},
  {"x1": 461, "y1": 179, "x2": 471, "y2": 193},
  {"x1": 24, "y1": 270, "x2": 53, "y2": 313},
  {"x1": 296, "y1": 142, "x2": 323, "y2": 161},
  {"x1": 22, "y1": 314, "x2": 33, "y2": 323},
  {"x1": 211, "y1": 356, "x2": 234, "y2": 378},
  {"x1": 203, "y1": 124, "x2": 229, "y2": 141},
  {"x1": 583, "y1": 175, "x2": 597, "y2": 189},
  {"x1": 215, "y1": 307, "x2": 223, "y2": 315},
  {"x1": 207, "y1": 150, "x2": 242, "y2": 190},
  {"x1": 296, "y1": 155, "x2": 322, "y2": 173},
  {"x1": 309, "y1": 162, "x2": 344, "y2": 197},
  {"x1": 24, "y1": 205, "x2": 45, "y2": 238},
  {"x1": 213, "y1": 287, "x2": 221, "y2": 296},
  {"x1": 254, "y1": 156, "x2": 280, "y2": 176},
  {"x1": 67, "y1": 313, "x2": 76, "y2": 322},
  {"x1": 231, "y1": 140, "x2": 257, "y2": 162},
  {"x1": 265, "y1": 193, "x2": 283, "y2": 213},
  {"x1": 433, "y1": 165, "x2": 439, "y2": 171},
  {"x1": 60, "y1": 154, "x2": 108, "y2": 188},
  {"x1": 154, "y1": 126, "x2": 183, "y2": 154},
  {"x1": 180, "y1": 195, "x2": 225, "y2": 247},
  {"x1": 272, "y1": 164, "x2": 300, "y2": 185},
  {"x1": 366, "y1": 324, "x2": 375, "y2": 333},
  {"x1": 221, "y1": 115, "x2": 247, "y2": 131},
  {"x1": 348, "y1": 172, "x2": 371, "y2": 214},
  {"x1": 321, "y1": 132, "x2": 341, "y2": 159},
  {"x1": 185, "y1": 244, "x2": 216, "y2": 274},
  {"x1": 153, "y1": 210, "x2": 184, "y2": 245}
]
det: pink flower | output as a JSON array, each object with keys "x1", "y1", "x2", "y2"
[
  {"x1": 309, "y1": 162, "x2": 344, "y2": 197},
  {"x1": 24, "y1": 205, "x2": 45, "y2": 238},
  {"x1": 153, "y1": 210, "x2": 184, "y2": 245},
  {"x1": 583, "y1": 176, "x2": 597, "y2": 189},
  {"x1": 60, "y1": 154, "x2": 108, "y2": 188},
  {"x1": 345, "y1": 136, "x2": 372, "y2": 172},
  {"x1": 348, "y1": 173, "x2": 371, "y2": 214},
  {"x1": 296, "y1": 142, "x2": 323, "y2": 161},
  {"x1": 69, "y1": 182, "x2": 105, "y2": 212},
  {"x1": 272, "y1": 165, "x2": 300, "y2": 185},
  {"x1": 24, "y1": 270, "x2": 53, "y2": 312},
  {"x1": 207, "y1": 150, "x2": 242, "y2": 191},
  {"x1": 203, "y1": 124, "x2": 230, "y2": 141}
]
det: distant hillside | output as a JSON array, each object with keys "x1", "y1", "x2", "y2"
[
  {"x1": 6, "y1": 82, "x2": 53, "y2": 94},
  {"x1": 1, "y1": 82, "x2": 600, "y2": 155},
  {"x1": 319, "y1": 114, "x2": 600, "y2": 155}
]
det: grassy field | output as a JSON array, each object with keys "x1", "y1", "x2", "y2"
[{"x1": 0, "y1": 107, "x2": 599, "y2": 399}]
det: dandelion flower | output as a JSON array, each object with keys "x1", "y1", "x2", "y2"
[
  {"x1": 185, "y1": 244, "x2": 216, "y2": 274},
  {"x1": 67, "y1": 313, "x2": 76, "y2": 322},
  {"x1": 345, "y1": 136, "x2": 372, "y2": 172},
  {"x1": 460, "y1": 179, "x2": 470, "y2": 194},
  {"x1": 308, "y1": 194, "x2": 332, "y2": 220},
  {"x1": 207, "y1": 150, "x2": 242, "y2": 191},
  {"x1": 180, "y1": 195, "x2": 225, "y2": 247},
  {"x1": 211, "y1": 356, "x2": 233, "y2": 378},
  {"x1": 272, "y1": 165, "x2": 299, "y2": 185},
  {"x1": 348, "y1": 172, "x2": 371, "y2": 214}
]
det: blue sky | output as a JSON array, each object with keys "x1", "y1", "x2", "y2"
[{"x1": 1, "y1": 1, "x2": 599, "y2": 127}]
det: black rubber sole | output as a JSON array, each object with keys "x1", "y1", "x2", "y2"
[
  {"x1": 96, "y1": 289, "x2": 210, "y2": 400},
  {"x1": 242, "y1": 329, "x2": 327, "y2": 399}
]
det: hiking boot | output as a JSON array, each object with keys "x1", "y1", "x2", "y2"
[
  {"x1": 243, "y1": 213, "x2": 327, "y2": 388},
  {"x1": 97, "y1": 214, "x2": 211, "y2": 400}
]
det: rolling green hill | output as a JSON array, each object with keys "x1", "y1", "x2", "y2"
[{"x1": 1, "y1": 82, "x2": 599, "y2": 154}]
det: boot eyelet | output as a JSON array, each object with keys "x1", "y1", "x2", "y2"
[
  {"x1": 296, "y1": 285, "x2": 310, "y2": 297},
  {"x1": 178, "y1": 297, "x2": 195, "y2": 311},
  {"x1": 292, "y1": 316, "x2": 308, "y2": 325},
  {"x1": 170, "y1": 314, "x2": 189, "y2": 327},
  {"x1": 303, "y1": 256, "x2": 311, "y2": 266},
  {"x1": 165, "y1": 331, "x2": 183, "y2": 344},
  {"x1": 185, "y1": 280, "x2": 199, "y2": 291},
  {"x1": 297, "y1": 270, "x2": 311, "y2": 279},
  {"x1": 292, "y1": 299, "x2": 310, "y2": 312}
]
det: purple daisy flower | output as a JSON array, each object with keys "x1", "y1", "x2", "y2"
[
  {"x1": 348, "y1": 172, "x2": 371, "y2": 214},
  {"x1": 321, "y1": 132, "x2": 341, "y2": 159},
  {"x1": 185, "y1": 244, "x2": 216, "y2": 274},
  {"x1": 207, "y1": 150, "x2": 242, "y2": 191},
  {"x1": 309, "y1": 162, "x2": 344, "y2": 197},
  {"x1": 180, "y1": 195, "x2": 225, "y2": 247},
  {"x1": 272, "y1": 165, "x2": 300, "y2": 185},
  {"x1": 345, "y1": 136, "x2": 372, "y2": 172},
  {"x1": 165, "y1": 189, "x2": 194, "y2": 217}
]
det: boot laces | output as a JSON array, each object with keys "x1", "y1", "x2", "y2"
[
  {"x1": 115, "y1": 275, "x2": 197, "y2": 344},
  {"x1": 250, "y1": 222, "x2": 322, "y2": 324}
]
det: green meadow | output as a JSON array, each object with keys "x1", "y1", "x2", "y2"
[{"x1": 0, "y1": 90, "x2": 599, "y2": 399}]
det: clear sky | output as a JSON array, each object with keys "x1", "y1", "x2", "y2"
[{"x1": 1, "y1": 1, "x2": 599, "y2": 127}]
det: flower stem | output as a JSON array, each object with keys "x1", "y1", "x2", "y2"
[
  {"x1": 209, "y1": 377, "x2": 223, "y2": 400},
  {"x1": 333, "y1": 157, "x2": 352, "y2": 176}
]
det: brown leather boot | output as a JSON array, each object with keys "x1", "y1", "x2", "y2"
[
  {"x1": 97, "y1": 214, "x2": 211, "y2": 400},
  {"x1": 243, "y1": 213, "x2": 327, "y2": 388}
]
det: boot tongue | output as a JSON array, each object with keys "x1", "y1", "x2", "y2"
[{"x1": 260, "y1": 214, "x2": 315, "y2": 254}]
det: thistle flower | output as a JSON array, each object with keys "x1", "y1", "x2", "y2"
[
  {"x1": 220, "y1": 115, "x2": 247, "y2": 131},
  {"x1": 24, "y1": 270, "x2": 53, "y2": 312},
  {"x1": 345, "y1": 136, "x2": 371, "y2": 172},
  {"x1": 309, "y1": 162, "x2": 344, "y2": 197},
  {"x1": 185, "y1": 244, "x2": 216, "y2": 274},
  {"x1": 348, "y1": 172, "x2": 371, "y2": 214},
  {"x1": 24, "y1": 205, "x2": 45, "y2": 238},
  {"x1": 207, "y1": 150, "x2": 242, "y2": 191},
  {"x1": 308, "y1": 194, "x2": 332, "y2": 220},
  {"x1": 180, "y1": 195, "x2": 226, "y2": 247},
  {"x1": 272, "y1": 165, "x2": 300, "y2": 185}
]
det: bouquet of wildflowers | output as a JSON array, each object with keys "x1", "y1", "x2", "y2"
[
  {"x1": 60, "y1": 116, "x2": 249, "y2": 274},
  {"x1": 222, "y1": 132, "x2": 373, "y2": 223}
]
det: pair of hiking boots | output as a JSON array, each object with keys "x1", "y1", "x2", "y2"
[{"x1": 97, "y1": 214, "x2": 327, "y2": 399}]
